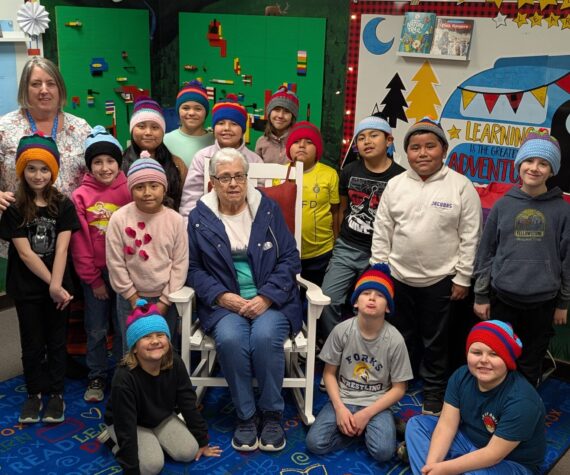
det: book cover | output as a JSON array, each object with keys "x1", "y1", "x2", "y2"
[
  {"x1": 399, "y1": 12, "x2": 436, "y2": 54},
  {"x1": 430, "y1": 18, "x2": 474, "y2": 59}
]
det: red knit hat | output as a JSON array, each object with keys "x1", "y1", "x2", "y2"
[
  {"x1": 285, "y1": 121, "x2": 323, "y2": 161},
  {"x1": 466, "y1": 320, "x2": 522, "y2": 371}
]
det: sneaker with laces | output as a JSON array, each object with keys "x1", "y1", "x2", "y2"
[
  {"x1": 231, "y1": 415, "x2": 259, "y2": 451},
  {"x1": 259, "y1": 411, "x2": 286, "y2": 451},
  {"x1": 84, "y1": 378, "x2": 106, "y2": 402},
  {"x1": 42, "y1": 393, "x2": 65, "y2": 423},
  {"x1": 19, "y1": 394, "x2": 42, "y2": 424}
]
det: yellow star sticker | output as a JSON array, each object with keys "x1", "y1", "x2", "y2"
[
  {"x1": 546, "y1": 12, "x2": 560, "y2": 28},
  {"x1": 513, "y1": 12, "x2": 528, "y2": 28},
  {"x1": 447, "y1": 125, "x2": 461, "y2": 140},
  {"x1": 562, "y1": 0, "x2": 570, "y2": 10},
  {"x1": 530, "y1": 11, "x2": 544, "y2": 27},
  {"x1": 539, "y1": 0, "x2": 557, "y2": 10},
  {"x1": 562, "y1": 15, "x2": 570, "y2": 29},
  {"x1": 518, "y1": 0, "x2": 534, "y2": 7}
]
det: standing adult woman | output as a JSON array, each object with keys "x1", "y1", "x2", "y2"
[{"x1": 0, "y1": 57, "x2": 91, "y2": 211}]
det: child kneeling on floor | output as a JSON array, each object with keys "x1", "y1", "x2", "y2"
[
  {"x1": 405, "y1": 320, "x2": 546, "y2": 475},
  {"x1": 99, "y1": 299, "x2": 221, "y2": 474},
  {"x1": 306, "y1": 264, "x2": 412, "y2": 462}
]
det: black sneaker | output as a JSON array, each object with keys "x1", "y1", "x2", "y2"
[
  {"x1": 19, "y1": 394, "x2": 42, "y2": 424},
  {"x1": 42, "y1": 393, "x2": 65, "y2": 423},
  {"x1": 84, "y1": 378, "x2": 106, "y2": 402},
  {"x1": 259, "y1": 411, "x2": 286, "y2": 451},
  {"x1": 231, "y1": 415, "x2": 259, "y2": 451},
  {"x1": 396, "y1": 441, "x2": 409, "y2": 464},
  {"x1": 422, "y1": 397, "x2": 443, "y2": 416}
]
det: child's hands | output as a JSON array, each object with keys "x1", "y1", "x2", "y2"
[
  {"x1": 554, "y1": 308, "x2": 568, "y2": 325},
  {"x1": 335, "y1": 404, "x2": 357, "y2": 437},
  {"x1": 93, "y1": 284, "x2": 109, "y2": 300},
  {"x1": 194, "y1": 444, "x2": 222, "y2": 460},
  {"x1": 473, "y1": 303, "x2": 490, "y2": 320},
  {"x1": 422, "y1": 462, "x2": 449, "y2": 475},
  {"x1": 352, "y1": 408, "x2": 372, "y2": 436},
  {"x1": 0, "y1": 191, "x2": 15, "y2": 211},
  {"x1": 156, "y1": 301, "x2": 170, "y2": 316},
  {"x1": 49, "y1": 286, "x2": 74, "y2": 310},
  {"x1": 127, "y1": 293, "x2": 140, "y2": 309}
]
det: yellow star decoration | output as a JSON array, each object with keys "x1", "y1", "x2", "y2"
[
  {"x1": 561, "y1": 0, "x2": 570, "y2": 10},
  {"x1": 487, "y1": 0, "x2": 503, "y2": 8},
  {"x1": 530, "y1": 11, "x2": 544, "y2": 27},
  {"x1": 447, "y1": 125, "x2": 461, "y2": 140},
  {"x1": 513, "y1": 12, "x2": 528, "y2": 28},
  {"x1": 546, "y1": 12, "x2": 560, "y2": 28},
  {"x1": 561, "y1": 15, "x2": 570, "y2": 29},
  {"x1": 539, "y1": 0, "x2": 557, "y2": 10},
  {"x1": 518, "y1": 0, "x2": 534, "y2": 8}
]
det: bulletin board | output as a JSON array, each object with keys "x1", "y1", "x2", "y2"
[
  {"x1": 178, "y1": 13, "x2": 326, "y2": 146},
  {"x1": 344, "y1": 1, "x2": 570, "y2": 191},
  {"x1": 55, "y1": 6, "x2": 151, "y2": 146}
]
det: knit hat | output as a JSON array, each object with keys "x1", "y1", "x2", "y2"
[
  {"x1": 466, "y1": 320, "x2": 522, "y2": 371},
  {"x1": 403, "y1": 117, "x2": 448, "y2": 151},
  {"x1": 175, "y1": 80, "x2": 210, "y2": 115},
  {"x1": 267, "y1": 86, "x2": 299, "y2": 120},
  {"x1": 127, "y1": 151, "x2": 168, "y2": 191},
  {"x1": 16, "y1": 133, "x2": 60, "y2": 180},
  {"x1": 350, "y1": 263, "x2": 395, "y2": 314},
  {"x1": 129, "y1": 97, "x2": 166, "y2": 133},
  {"x1": 84, "y1": 125, "x2": 123, "y2": 170},
  {"x1": 514, "y1": 130, "x2": 561, "y2": 175},
  {"x1": 354, "y1": 115, "x2": 392, "y2": 139},
  {"x1": 126, "y1": 298, "x2": 171, "y2": 350},
  {"x1": 286, "y1": 121, "x2": 323, "y2": 161},
  {"x1": 211, "y1": 94, "x2": 248, "y2": 132}
]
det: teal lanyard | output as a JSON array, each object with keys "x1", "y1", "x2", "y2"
[{"x1": 25, "y1": 109, "x2": 59, "y2": 139}]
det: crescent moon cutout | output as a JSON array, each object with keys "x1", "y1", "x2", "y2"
[{"x1": 362, "y1": 17, "x2": 394, "y2": 56}]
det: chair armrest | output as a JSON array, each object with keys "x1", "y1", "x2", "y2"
[
  {"x1": 169, "y1": 286, "x2": 195, "y2": 303},
  {"x1": 297, "y1": 275, "x2": 331, "y2": 306}
]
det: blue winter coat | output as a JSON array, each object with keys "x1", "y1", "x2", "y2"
[{"x1": 187, "y1": 186, "x2": 302, "y2": 335}]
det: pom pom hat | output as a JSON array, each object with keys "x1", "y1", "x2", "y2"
[
  {"x1": 266, "y1": 86, "x2": 299, "y2": 120},
  {"x1": 286, "y1": 121, "x2": 323, "y2": 161},
  {"x1": 127, "y1": 151, "x2": 168, "y2": 192},
  {"x1": 175, "y1": 80, "x2": 210, "y2": 115},
  {"x1": 466, "y1": 320, "x2": 522, "y2": 371},
  {"x1": 84, "y1": 125, "x2": 123, "y2": 170},
  {"x1": 351, "y1": 263, "x2": 395, "y2": 314},
  {"x1": 129, "y1": 97, "x2": 166, "y2": 133},
  {"x1": 126, "y1": 298, "x2": 171, "y2": 350},
  {"x1": 211, "y1": 94, "x2": 248, "y2": 132},
  {"x1": 403, "y1": 117, "x2": 449, "y2": 151},
  {"x1": 514, "y1": 130, "x2": 561, "y2": 176},
  {"x1": 16, "y1": 133, "x2": 60, "y2": 180}
]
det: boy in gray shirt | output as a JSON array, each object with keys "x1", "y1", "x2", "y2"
[{"x1": 306, "y1": 264, "x2": 412, "y2": 462}]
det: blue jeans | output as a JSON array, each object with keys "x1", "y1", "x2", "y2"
[
  {"x1": 319, "y1": 238, "x2": 371, "y2": 339},
  {"x1": 306, "y1": 401, "x2": 396, "y2": 462},
  {"x1": 211, "y1": 309, "x2": 290, "y2": 421},
  {"x1": 117, "y1": 295, "x2": 179, "y2": 354},
  {"x1": 406, "y1": 416, "x2": 533, "y2": 475},
  {"x1": 82, "y1": 269, "x2": 121, "y2": 380}
]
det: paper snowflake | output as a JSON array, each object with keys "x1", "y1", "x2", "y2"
[{"x1": 17, "y1": 2, "x2": 50, "y2": 36}]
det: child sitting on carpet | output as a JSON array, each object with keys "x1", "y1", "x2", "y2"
[
  {"x1": 99, "y1": 299, "x2": 221, "y2": 474},
  {"x1": 405, "y1": 320, "x2": 546, "y2": 474},
  {"x1": 306, "y1": 264, "x2": 412, "y2": 462}
]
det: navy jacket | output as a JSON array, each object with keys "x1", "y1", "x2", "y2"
[{"x1": 187, "y1": 186, "x2": 302, "y2": 334}]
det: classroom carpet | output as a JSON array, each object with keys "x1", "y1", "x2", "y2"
[{"x1": 0, "y1": 373, "x2": 568, "y2": 475}]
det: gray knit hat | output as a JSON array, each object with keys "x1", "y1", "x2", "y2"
[{"x1": 403, "y1": 117, "x2": 448, "y2": 151}]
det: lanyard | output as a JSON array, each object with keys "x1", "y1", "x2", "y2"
[{"x1": 25, "y1": 109, "x2": 59, "y2": 139}]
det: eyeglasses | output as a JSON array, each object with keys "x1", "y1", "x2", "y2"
[{"x1": 212, "y1": 173, "x2": 248, "y2": 185}]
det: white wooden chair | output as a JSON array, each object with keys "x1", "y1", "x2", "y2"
[{"x1": 169, "y1": 160, "x2": 330, "y2": 425}]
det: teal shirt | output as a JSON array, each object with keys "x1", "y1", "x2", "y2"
[
  {"x1": 163, "y1": 128, "x2": 215, "y2": 167},
  {"x1": 233, "y1": 252, "x2": 257, "y2": 299}
]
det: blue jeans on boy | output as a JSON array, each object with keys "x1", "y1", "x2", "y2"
[
  {"x1": 211, "y1": 309, "x2": 290, "y2": 421},
  {"x1": 117, "y1": 294, "x2": 179, "y2": 354},
  {"x1": 306, "y1": 401, "x2": 396, "y2": 462},
  {"x1": 82, "y1": 269, "x2": 121, "y2": 380},
  {"x1": 406, "y1": 416, "x2": 533, "y2": 475}
]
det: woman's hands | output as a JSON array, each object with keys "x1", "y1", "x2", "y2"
[{"x1": 217, "y1": 292, "x2": 272, "y2": 319}]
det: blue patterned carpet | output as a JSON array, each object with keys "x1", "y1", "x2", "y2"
[{"x1": 0, "y1": 372, "x2": 568, "y2": 474}]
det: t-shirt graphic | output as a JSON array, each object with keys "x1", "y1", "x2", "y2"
[
  {"x1": 346, "y1": 177, "x2": 387, "y2": 235},
  {"x1": 514, "y1": 208, "x2": 545, "y2": 241},
  {"x1": 87, "y1": 201, "x2": 121, "y2": 234},
  {"x1": 29, "y1": 216, "x2": 57, "y2": 257}
]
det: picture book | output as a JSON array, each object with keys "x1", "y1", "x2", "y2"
[
  {"x1": 399, "y1": 12, "x2": 436, "y2": 54},
  {"x1": 430, "y1": 18, "x2": 474, "y2": 59}
]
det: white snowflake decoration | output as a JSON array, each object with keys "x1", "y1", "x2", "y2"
[{"x1": 17, "y1": 2, "x2": 50, "y2": 37}]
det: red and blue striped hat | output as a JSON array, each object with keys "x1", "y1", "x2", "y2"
[
  {"x1": 351, "y1": 263, "x2": 395, "y2": 313},
  {"x1": 466, "y1": 320, "x2": 522, "y2": 370},
  {"x1": 212, "y1": 94, "x2": 248, "y2": 132}
]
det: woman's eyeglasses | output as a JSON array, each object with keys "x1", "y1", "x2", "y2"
[{"x1": 212, "y1": 174, "x2": 248, "y2": 184}]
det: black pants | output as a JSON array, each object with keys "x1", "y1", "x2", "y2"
[
  {"x1": 388, "y1": 276, "x2": 452, "y2": 398},
  {"x1": 301, "y1": 250, "x2": 333, "y2": 288},
  {"x1": 491, "y1": 294, "x2": 556, "y2": 387},
  {"x1": 15, "y1": 297, "x2": 68, "y2": 395}
]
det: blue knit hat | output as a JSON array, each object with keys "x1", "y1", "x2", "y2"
[
  {"x1": 351, "y1": 263, "x2": 395, "y2": 313},
  {"x1": 353, "y1": 116, "x2": 395, "y2": 156},
  {"x1": 85, "y1": 125, "x2": 123, "y2": 170},
  {"x1": 514, "y1": 130, "x2": 561, "y2": 175},
  {"x1": 126, "y1": 298, "x2": 171, "y2": 350},
  {"x1": 212, "y1": 94, "x2": 248, "y2": 132},
  {"x1": 175, "y1": 80, "x2": 210, "y2": 115},
  {"x1": 127, "y1": 151, "x2": 168, "y2": 191},
  {"x1": 403, "y1": 117, "x2": 448, "y2": 150}
]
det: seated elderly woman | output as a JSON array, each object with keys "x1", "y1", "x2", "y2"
[{"x1": 187, "y1": 147, "x2": 302, "y2": 453}]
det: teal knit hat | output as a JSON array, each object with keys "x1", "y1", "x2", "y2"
[
  {"x1": 126, "y1": 298, "x2": 171, "y2": 349},
  {"x1": 514, "y1": 130, "x2": 561, "y2": 175}
]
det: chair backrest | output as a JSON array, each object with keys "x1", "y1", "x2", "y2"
[{"x1": 204, "y1": 158, "x2": 304, "y2": 251}]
